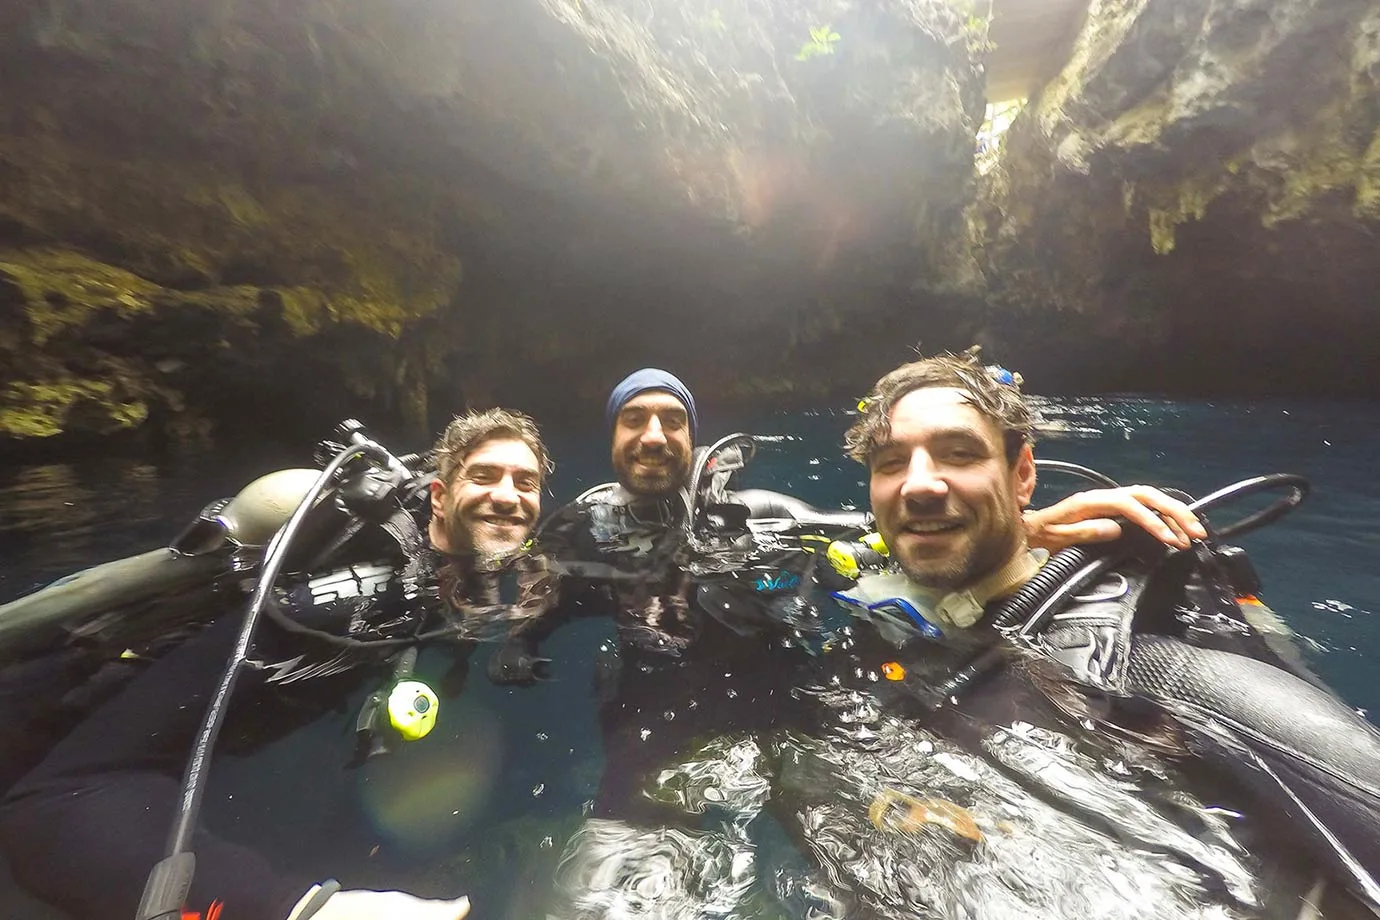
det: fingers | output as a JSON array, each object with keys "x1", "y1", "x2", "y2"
[
  {"x1": 1025, "y1": 486, "x2": 1207, "y2": 550},
  {"x1": 1123, "y1": 485, "x2": 1208, "y2": 543},
  {"x1": 1026, "y1": 518, "x2": 1122, "y2": 552},
  {"x1": 1106, "y1": 489, "x2": 1189, "y2": 548}
]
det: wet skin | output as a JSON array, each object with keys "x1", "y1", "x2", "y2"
[
  {"x1": 867, "y1": 387, "x2": 1036, "y2": 591},
  {"x1": 429, "y1": 437, "x2": 542, "y2": 557},
  {"x1": 611, "y1": 391, "x2": 693, "y2": 498}
]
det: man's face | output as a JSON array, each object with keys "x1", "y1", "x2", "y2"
[
  {"x1": 868, "y1": 387, "x2": 1036, "y2": 590},
  {"x1": 431, "y1": 437, "x2": 542, "y2": 557},
  {"x1": 611, "y1": 390, "x2": 693, "y2": 498}
]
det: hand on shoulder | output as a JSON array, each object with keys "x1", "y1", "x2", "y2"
[{"x1": 1023, "y1": 485, "x2": 1207, "y2": 553}]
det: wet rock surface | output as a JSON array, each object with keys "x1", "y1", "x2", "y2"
[
  {"x1": 964, "y1": 0, "x2": 1380, "y2": 396},
  {"x1": 0, "y1": 0, "x2": 1375, "y2": 449},
  {"x1": 0, "y1": 0, "x2": 982, "y2": 449}
]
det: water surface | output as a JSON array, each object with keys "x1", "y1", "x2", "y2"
[{"x1": 1, "y1": 397, "x2": 1377, "y2": 918}]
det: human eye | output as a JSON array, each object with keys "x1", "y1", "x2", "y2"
[
  {"x1": 620, "y1": 409, "x2": 647, "y2": 428},
  {"x1": 514, "y1": 473, "x2": 541, "y2": 493},
  {"x1": 940, "y1": 439, "x2": 987, "y2": 464},
  {"x1": 465, "y1": 465, "x2": 501, "y2": 484},
  {"x1": 661, "y1": 412, "x2": 687, "y2": 430},
  {"x1": 871, "y1": 449, "x2": 905, "y2": 474}
]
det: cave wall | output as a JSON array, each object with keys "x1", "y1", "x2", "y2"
[
  {"x1": 0, "y1": 0, "x2": 984, "y2": 451},
  {"x1": 963, "y1": 0, "x2": 1380, "y2": 396},
  {"x1": 3, "y1": 0, "x2": 1375, "y2": 453}
]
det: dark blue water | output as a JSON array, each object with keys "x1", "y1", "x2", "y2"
[{"x1": 1, "y1": 397, "x2": 1378, "y2": 918}]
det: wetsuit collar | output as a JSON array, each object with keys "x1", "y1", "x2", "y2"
[
  {"x1": 836, "y1": 548, "x2": 1048, "y2": 639},
  {"x1": 936, "y1": 547, "x2": 1047, "y2": 628}
]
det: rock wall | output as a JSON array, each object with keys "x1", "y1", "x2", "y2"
[
  {"x1": 964, "y1": 0, "x2": 1380, "y2": 396},
  {"x1": 0, "y1": 0, "x2": 983, "y2": 451},
  {"x1": 4, "y1": 0, "x2": 1375, "y2": 452}
]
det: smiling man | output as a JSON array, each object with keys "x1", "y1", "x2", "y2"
[
  {"x1": 608, "y1": 377, "x2": 696, "y2": 499},
  {"x1": 430, "y1": 408, "x2": 546, "y2": 559},
  {"x1": 772, "y1": 354, "x2": 1380, "y2": 918},
  {"x1": 0, "y1": 408, "x2": 558, "y2": 920},
  {"x1": 536, "y1": 368, "x2": 703, "y2": 654},
  {"x1": 840, "y1": 350, "x2": 1206, "y2": 637}
]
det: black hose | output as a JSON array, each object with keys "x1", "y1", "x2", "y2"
[
  {"x1": 1188, "y1": 473, "x2": 1309, "y2": 539},
  {"x1": 136, "y1": 438, "x2": 396, "y2": 920},
  {"x1": 931, "y1": 473, "x2": 1308, "y2": 711},
  {"x1": 927, "y1": 547, "x2": 1113, "y2": 708},
  {"x1": 989, "y1": 545, "x2": 1098, "y2": 630}
]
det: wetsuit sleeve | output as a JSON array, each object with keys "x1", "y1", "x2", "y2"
[{"x1": 0, "y1": 616, "x2": 323, "y2": 920}]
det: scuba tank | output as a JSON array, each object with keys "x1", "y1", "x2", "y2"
[{"x1": 136, "y1": 420, "x2": 443, "y2": 920}]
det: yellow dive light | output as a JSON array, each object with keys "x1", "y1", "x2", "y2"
[
  {"x1": 386, "y1": 679, "x2": 439, "y2": 741},
  {"x1": 826, "y1": 532, "x2": 890, "y2": 579}
]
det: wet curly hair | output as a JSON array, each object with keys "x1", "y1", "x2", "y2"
[
  {"x1": 845, "y1": 346, "x2": 1034, "y2": 466},
  {"x1": 433, "y1": 408, "x2": 554, "y2": 487}
]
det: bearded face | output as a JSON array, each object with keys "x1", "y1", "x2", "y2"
[
  {"x1": 431, "y1": 438, "x2": 541, "y2": 558},
  {"x1": 610, "y1": 391, "x2": 693, "y2": 498},
  {"x1": 868, "y1": 388, "x2": 1035, "y2": 591}
]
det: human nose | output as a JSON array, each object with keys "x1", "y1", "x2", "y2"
[
  {"x1": 489, "y1": 473, "x2": 520, "y2": 508},
  {"x1": 640, "y1": 414, "x2": 667, "y2": 448},
  {"x1": 899, "y1": 450, "x2": 948, "y2": 503}
]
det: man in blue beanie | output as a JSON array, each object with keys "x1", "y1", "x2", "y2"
[{"x1": 604, "y1": 368, "x2": 698, "y2": 499}]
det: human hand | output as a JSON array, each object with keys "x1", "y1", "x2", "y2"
[
  {"x1": 1023, "y1": 485, "x2": 1207, "y2": 553},
  {"x1": 288, "y1": 884, "x2": 470, "y2": 920}
]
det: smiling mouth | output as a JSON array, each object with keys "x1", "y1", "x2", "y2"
[{"x1": 900, "y1": 520, "x2": 964, "y2": 536}]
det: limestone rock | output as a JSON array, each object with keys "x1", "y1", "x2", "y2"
[
  {"x1": 968, "y1": 0, "x2": 1380, "y2": 394},
  {"x1": 0, "y1": 0, "x2": 983, "y2": 446}
]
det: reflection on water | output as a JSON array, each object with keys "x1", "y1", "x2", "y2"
[
  {"x1": 0, "y1": 462, "x2": 161, "y2": 575},
  {"x1": 552, "y1": 679, "x2": 1280, "y2": 920},
  {"x1": 0, "y1": 446, "x2": 296, "y2": 603},
  {"x1": 554, "y1": 819, "x2": 761, "y2": 920}
]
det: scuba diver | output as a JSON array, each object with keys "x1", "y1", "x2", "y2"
[
  {"x1": 0, "y1": 409, "x2": 560, "y2": 920},
  {"x1": 763, "y1": 348, "x2": 1380, "y2": 917},
  {"x1": 536, "y1": 368, "x2": 1210, "y2": 861},
  {"x1": 534, "y1": 368, "x2": 819, "y2": 822}
]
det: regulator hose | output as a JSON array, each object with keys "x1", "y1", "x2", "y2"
[
  {"x1": 928, "y1": 547, "x2": 1112, "y2": 707},
  {"x1": 928, "y1": 472, "x2": 1310, "y2": 710}
]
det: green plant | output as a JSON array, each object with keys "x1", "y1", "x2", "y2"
[{"x1": 795, "y1": 25, "x2": 840, "y2": 61}]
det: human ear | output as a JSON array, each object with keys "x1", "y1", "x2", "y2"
[{"x1": 1013, "y1": 443, "x2": 1036, "y2": 507}]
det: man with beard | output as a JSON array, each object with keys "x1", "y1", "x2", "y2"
[
  {"x1": 536, "y1": 368, "x2": 810, "y2": 824},
  {"x1": 0, "y1": 409, "x2": 557, "y2": 920},
  {"x1": 774, "y1": 349, "x2": 1380, "y2": 917},
  {"x1": 537, "y1": 368, "x2": 1207, "y2": 824}
]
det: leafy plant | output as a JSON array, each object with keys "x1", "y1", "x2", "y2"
[{"x1": 795, "y1": 25, "x2": 841, "y2": 61}]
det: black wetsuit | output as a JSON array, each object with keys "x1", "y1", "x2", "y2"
[
  {"x1": 0, "y1": 522, "x2": 557, "y2": 920},
  {"x1": 764, "y1": 550, "x2": 1380, "y2": 918},
  {"x1": 537, "y1": 485, "x2": 816, "y2": 826}
]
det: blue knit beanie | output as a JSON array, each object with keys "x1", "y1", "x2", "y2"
[{"x1": 605, "y1": 368, "x2": 698, "y2": 440}]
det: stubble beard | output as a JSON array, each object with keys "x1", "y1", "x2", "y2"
[
  {"x1": 892, "y1": 503, "x2": 1022, "y2": 593},
  {"x1": 616, "y1": 449, "x2": 688, "y2": 499},
  {"x1": 444, "y1": 497, "x2": 527, "y2": 561}
]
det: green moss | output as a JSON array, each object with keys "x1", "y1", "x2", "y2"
[
  {"x1": 0, "y1": 249, "x2": 162, "y2": 346},
  {"x1": 1356, "y1": 129, "x2": 1380, "y2": 220},
  {"x1": 0, "y1": 366, "x2": 169, "y2": 439}
]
